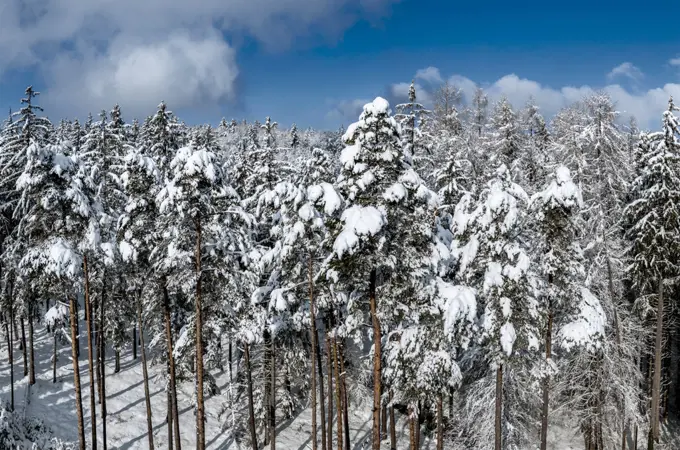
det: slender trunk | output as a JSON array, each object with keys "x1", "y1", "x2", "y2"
[
  {"x1": 309, "y1": 254, "x2": 318, "y2": 450},
  {"x1": 269, "y1": 337, "x2": 276, "y2": 450},
  {"x1": 6, "y1": 307, "x2": 14, "y2": 411},
  {"x1": 245, "y1": 343, "x2": 258, "y2": 450},
  {"x1": 163, "y1": 280, "x2": 182, "y2": 450},
  {"x1": 95, "y1": 297, "x2": 101, "y2": 406},
  {"x1": 316, "y1": 325, "x2": 327, "y2": 450},
  {"x1": 495, "y1": 365, "x2": 503, "y2": 450},
  {"x1": 229, "y1": 340, "x2": 233, "y2": 382},
  {"x1": 133, "y1": 326, "x2": 138, "y2": 360},
  {"x1": 369, "y1": 268, "x2": 381, "y2": 450},
  {"x1": 540, "y1": 309, "x2": 553, "y2": 450},
  {"x1": 28, "y1": 308, "x2": 35, "y2": 385},
  {"x1": 100, "y1": 275, "x2": 107, "y2": 450},
  {"x1": 408, "y1": 405, "x2": 416, "y2": 450},
  {"x1": 339, "y1": 344, "x2": 350, "y2": 450},
  {"x1": 436, "y1": 394, "x2": 443, "y2": 450},
  {"x1": 83, "y1": 254, "x2": 97, "y2": 449},
  {"x1": 195, "y1": 216, "x2": 206, "y2": 450},
  {"x1": 167, "y1": 387, "x2": 174, "y2": 450},
  {"x1": 622, "y1": 416, "x2": 627, "y2": 450},
  {"x1": 20, "y1": 315, "x2": 27, "y2": 377},
  {"x1": 634, "y1": 424, "x2": 638, "y2": 450},
  {"x1": 326, "y1": 326, "x2": 334, "y2": 450},
  {"x1": 381, "y1": 397, "x2": 387, "y2": 441},
  {"x1": 651, "y1": 281, "x2": 663, "y2": 441},
  {"x1": 264, "y1": 330, "x2": 272, "y2": 446},
  {"x1": 75, "y1": 300, "x2": 80, "y2": 358},
  {"x1": 333, "y1": 337, "x2": 343, "y2": 450},
  {"x1": 70, "y1": 297, "x2": 86, "y2": 450},
  {"x1": 115, "y1": 350, "x2": 120, "y2": 373},
  {"x1": 389, "y1": 391, "x2": 396, "y2": 450},
  {"x1": 52, "y1": 330, "x2": 57, "y2": 383},
  {"x1": 138, "y1": 301, "x2": 155, "y2": 450}
]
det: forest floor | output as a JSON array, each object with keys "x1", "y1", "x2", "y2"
[{"x1": 0, "y1": 312, "x2": 675, "y2": 449}]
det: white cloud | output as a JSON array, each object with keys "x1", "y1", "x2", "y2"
[
  {"x1": 606, "y1": 62, "x2": 643, "y2": 81},
  {"x1": 669, "y1": 57, "x2": 680, "y2": 66},
  {"x1": 0, "y1": 0, "x2": 398, "y2": 116},
  {"x1": 42, "y1": 30, "x2": 238, "y2": 119},
  {"x1": 326, "y1": 98, "x2": 371, "y2": 123},
  {"x1": 390, "y1": 81, "x2": 433, "y2": 106},
  {"x1": 358, "y1": 67, "x2": 680, "y2": 131},
  {"x1": 415, "y1": 67, "x2": 443, "y2": 84}
]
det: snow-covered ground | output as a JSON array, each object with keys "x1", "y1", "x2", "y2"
[{"x1": 0, "y1": 314, "x2": 669, "y2": 449}]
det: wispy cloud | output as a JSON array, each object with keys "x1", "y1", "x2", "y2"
[{"x1": 606, "y1": 62, "x2": 643, "y2": 81}]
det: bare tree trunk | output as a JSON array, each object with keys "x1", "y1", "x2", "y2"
[
  {"x1": 333, "y1": 336, "x2": 343, "y2": 450},
  {"x1": 316, "y1": 325, "x2": 327, "y2": 450},
  {"x1": 133, "y1": 326, "x2": 137, "y2": 360},
  {"x1": 309, "y1": 254, "x2": 319, "y2": 450},
  {"x1": 70, "y1": 297, "x2": 86, "y2": 450},
  {"x1": 138, "y1": 301, "x2": 155, "y2": 450},
  {"x1": 195, "y1": 216, "x2": 206, "y2": 450},
  {"x1": 83, "y1": 255, "x2": 97, "y2": 449},
  {"x1": 167, "y1": 387, "x2": 174, "y2": 450},
  {"x1": 408, "y1": 405, "x2": 416, "y2": 450},
  {"x1": 5, "y1": 307, "x2": 14, "y2": 411},
  {"x1": 381, "y1": 398, "x2": 387, "y2": 441},
  {"x1": 20, "y1": 315, "x2": 27, "y2": 377},
  {"x1": 339, "y1": 344, "x2": 350, "y2": 450},
  {"x1": 651, "y1": 281, "x2": 663, "y2": 442},
  {"x1": 436, "y1": 394, "x2": 443, "y2": 450},
  {"x1": 369, "y1": 268, "x2": 381, "y2": 450},
  {"x1": 100, "y1": 275, "x2": 108, "y2": 450},
  {"x1": 163, "y1": 280, "x2": 182, "y2": 450},
  {"x1": 245, "y1": 342, "x2": 258, "y2": 450},
  {"x1": 270, "y1": 337, "x2": 276, "y2": 450},
  {"x1": 495, "y1": 365, "x2": 503, "y2": 450},
  {"x1": 389, "y1": 391, "x2": 396, "y2": 450},
  {"x1": 327, "y1": 326, "x2": 334, "y2": 450},
  {"x1": 263, "y1": 330, "x2": 272, "y2": 446},
  {"x1": 28, "y1": 308, "x2": 35, "y2": 385},
  {"x1": 115, "y1": 350, "x2": 120, "y2": 373},
  {"x1": 52, "y1": 330, "x2": 58, "y2": 383},
  {"x1": 540, "y1": 308, "x2": 553, "y2": 450}
]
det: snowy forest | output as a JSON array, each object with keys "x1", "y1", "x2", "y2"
[{"x1": 0, "y1": 81, "x2": 678, "y2": 450}]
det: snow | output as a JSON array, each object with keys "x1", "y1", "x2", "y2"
[
  {"x1": 483, "y1": 261, "x2": 503, "y2": 292},
  {"x1": 307, "y1": 182, "x2": 342, "y2": 215},
  {"x1": 44, "y1": 304, "x2": 69, "y2": 327},
  {"x1": 558, "y1": 287, "x2": 606, "y2": 352},
  {"x1": 364, "y1": 97, "x2": 391, "y2": 116},
  {"x1": 531, "y1": 165, "x2": 583, "y2": 210},
  {"x1": 383, "y1": 182, "x2": 407, "y2": 202},
  {"x1": 438, "y1": 280, "x2": 477, "y2": 335},
  {"x1": 500, "y1": 322, "x2": 516, "y2": 356},
  {"x1": 118, "y1": 240, "x2": 137, "y2": 263},
  {"x1": 333, "y1": 205, "x2": 387, "y2": 258}
]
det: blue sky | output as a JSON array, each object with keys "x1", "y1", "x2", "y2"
[{"x1": 1, "y1": 0, "x2": 680, "y2": 130}]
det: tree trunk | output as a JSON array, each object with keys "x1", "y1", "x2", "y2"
[
  {"x1": 115, "y1": 350, "x2": 120, "y2": 373},
  {"x1": 309, "y1": 254, "x2": 319, "y2": 450},
  {"x1": 270, "y1": 337, "x2": 276, "y2": 450},
  {"x1": 339, "y1": 344, "x2": 350, "y2": 450},
  {"x1": 333, "y1": 337, "x2": 343, "y2": 450},
  {"x1": 327, "y1": 326, "x2": 334, "y2": 450},
  {"x1": 5, "y1": 307, "x2": 14, "y2": 411},
  {"x1": 264, "y1": 330, "x2": 272, "y2": 446},
  {"x1": 138, "y1": 301, "x2": 155, "y2": 450},
  {"x1": 316, "y1": 325, "x2": 327, "y2": 450},
  {"x1": 381, "y1": 399, "x2": 387, "y2": 441},
  {"x1": 53, "y1": 330, "x2": 58, "y2": 383},
  {"x1": 195, "y1": 216, "x2": 206, "y2": 450},
  {"x1": 244, "y1": 343, "x2": 258, "y2": 450},
  {"x1": 495, "y1": 365, "x2": 503, "y2": 450},
  {"x1": 133, "y1": 327, "x2": 137, "y2": 360},
  {"x1": 75, "y1": 299, "x2": 80, "y2": 358},
  {"x1": 83, "y1": 254, "x2": 97, "y2": 449},
  {"x1": 163, "y1": 279, "x2": 182, "y2": 450},
  {"x1": 20, "y1": 315, "x2": 27, "y2": 377},
  {"x1": 70, "y1": 297, "x2": 86, "y2": 450},
  {"x1": 167, "y1": 388, "x2": 174, "y2": 450},
  {"x1": 408, "y1": 405, "x2": 416, "y2": 450},
  {"x1": 651, "y1": 281, "x2": 663, "y2": 442},
  {"x1": 540, "y1": 309, "x2": 553, "y2": 450},
  {"x1": 28, "y1": 308, "x2": 35, "y2": 385},
  {"x1": 389, "y1": 391, "x2": 396, "y2": 450},
  {"x1": 436, "y1": 395, "x2": 444, "y2": 450},
  {"x1": 100, "y1": 274, "x2": 108, "y2": 450},
  {"x1": 369, "y1": 268, "x2": 381, "y2": 450}
]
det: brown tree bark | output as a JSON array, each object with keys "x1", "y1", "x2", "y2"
[
  {"x1": 389, "y1": 391, "x2": 396, "y2": 450},
  {"x1": 100, "y1": 275, "x2": 108, "y2": 450},
  {"x1": 495, "y1": 365, "x2": 503, "y2": 450},
  {"x1": 138, "y1": 301, "x2": 155, "y2": 450},
  {"x1": 163, "y1": 280, "x2": 182, "y2": 450},
  {"x1": 244, "y1": 343, "x2": 259, "y2": 450},
  {"x1": 309, "y1": 254, "x2": 319, "y2": 450},
  {"x1": 28, "y1": 307, "x2": 35, "y2": 385},
  {"x1": 540, "y1": 308, "x2": 553, "y2": 450},
  {"x1": 369, "y1": 268, "x2": 381, "y2": 450},
  {"x1": 326, "y1": 326, "x2": 334, "y2": 450},
  {"x1": 316, "y1": 326, "x2": 327, "y2": 450},
  {"x1": 332, "y1": 337, "x2": 343, "y2": 450},
  {"x1": 270, "y1": 337, "x2": 276, "y2": 450},
  {"x1": 83, "y1": 255, "x2": 97, "y2": 449},
  {"x1": 167, "y1": 388, "x2": 174, "y2": 450},
  {"x1": 20, "y1": 315, "x2": 27, "y2": 377},
  {"x1": 70, "y1": 296, "x2": 86, "y2": 450},
  {"x1": 195, "y1": 216, "x2": 206, "y2": 450},
  {"x1": 650, "y1": 281, "x2": 663, "y2": 442}
]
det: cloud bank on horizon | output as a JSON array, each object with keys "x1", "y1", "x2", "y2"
[{"x1": 1, "y1": 0, "x2": 679, "y2": 131}]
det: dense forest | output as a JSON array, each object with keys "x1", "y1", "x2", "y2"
[{"x1": 0, "y1": 81, "x2": 677, "y2": 450}]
